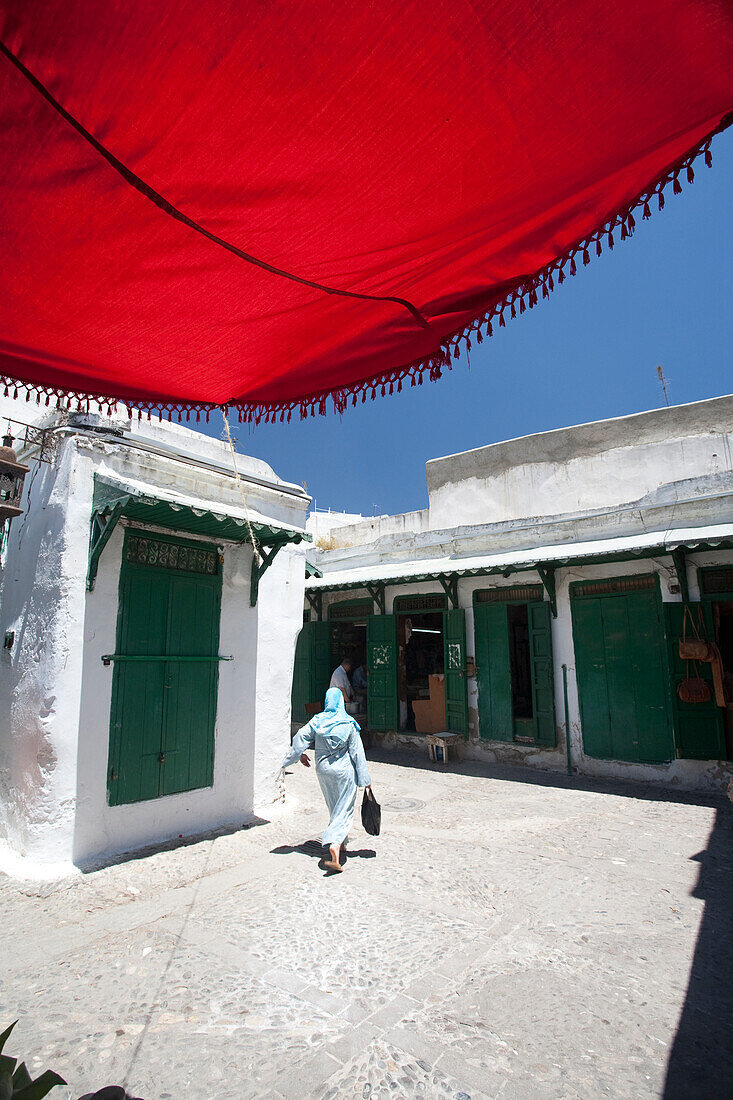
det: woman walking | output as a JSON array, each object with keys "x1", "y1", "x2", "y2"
[{"x1": 282, "y1": 687, "x2": 373, "y2": 872}]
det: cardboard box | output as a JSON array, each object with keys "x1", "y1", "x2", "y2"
[{"x1": 412, "y1": 674, "x2": 446, "y2": 734}]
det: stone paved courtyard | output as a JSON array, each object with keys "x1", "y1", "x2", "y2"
[{"x1": 2, "y1": 750, "x2": 732, "y2": 1100}]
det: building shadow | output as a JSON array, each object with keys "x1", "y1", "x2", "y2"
[
  {"x1": 663, "y1": 803, "x2": 733, "y2": 1098},
  {"x1": 77, "y1": 816, "x2": 271, "y2": 873},
  {"x1": 367, "y1": 745, "x2": 727, "y2": 809}
]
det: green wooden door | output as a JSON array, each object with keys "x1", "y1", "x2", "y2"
[
  {"x1": 109, "y1": 534, "x2": 221, "y2": 806},
  {"x1": 529, "y1": 601, "x2": 557, "y2": 746},
  {"x1": 367, "y1": 614, "x2": 398, "y2": 730},
  {"x1": 571, "y1": 584, "x2": 673, "y2": 764},
  {"x1": 444, "y1": 608, "x2": 469, "y2": 736},
  {"x1": 664, "y1": 603, "x2": 725, "y2": 759},
  {"x1": 291, "y1": 620, "x2": 312, "y2": 724},
  {"x1": 474, "y1": 603, "x2": 513, "y2": 741}
]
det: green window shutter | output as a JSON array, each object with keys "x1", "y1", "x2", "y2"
[
  {"x1": 109, "y1": 569, "x2": 168, "y2": 805},
  {"x1": 311, "y1": 620, "x2": 333, "y2": 709},
  {"x1": 367, "y1": 614, "x2": 398, "y2": 730},
  {"x1": 443, "y1": 608, "x2": 469, "y2": 737},
  {"x1": 664, "y1": 603, "x2": 725, "y2": 759},
  {"x1": 291, "y1": 622, "x2": 314, "y2": 723},
  {"x1": 571, "y1": 597, "x2": 613, "y2": 760},
  {"x1": 474, "y1": 602, "x2": 512, "y2": 741},
  {"x1": 160, "y1": 574, "x2": 219, "y2": 796},
  {"x1": 572, "y1": 586, "x2": 674, "y2": 765},
  {"x1": 529, "y1": 601, "x2": 557, "y2": 746},
  {"x1": 108, "y1": 533, "x2": 221, "y2": 806}
]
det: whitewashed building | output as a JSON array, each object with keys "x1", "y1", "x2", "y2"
[
  {"x1": 297, "y1": 395, "x2": 733, "y2": 791},
  {"x1": 0, "y1": 401, "x2": 310, "y2": 875}
]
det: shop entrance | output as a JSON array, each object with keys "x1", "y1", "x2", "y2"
[
  {"x1": 395, "y1": 595, "x2": 446, "y2": 732},
  {"x1": 328, "y1": 599, "x2": 371, "y2": 716}
]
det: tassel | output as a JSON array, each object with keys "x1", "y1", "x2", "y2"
[
  {"x1": 705, "y1": 148, "x2": 712, "y2": 168},
  {"x1": 381, "y1": 384, "x2": 386, "y2": 396},
  {"x1": 558, "y1": 268, "x2": 565, "y2": 284},
  {"x1": 570, "y1": 256, "x2": 577, "y2": 276},
  {"x1": 521, "y1": 295, "x2": 527, "y2": 312},
  {"x1": 417, "y1": 372, "x2": 423, "y2": 385},
  {"x1": 410, "y1": 373, "x2": 416, "y2": 386},
  {"x1": 643, "y1": 201, "x2": 651, "y2": 220},
  {"x1": 673, "y1": 174, "x2": 682, "y2": 195},
  {"x1": 627, "y1": 211, "x2": 635, "y2": 230},
  {"x1": 287, "y1": 409, "x2": 292, "y2": 422},
  {"x1": 397, "y1": 378, "x2": 403, "y2": 392},
  {"x1": 486, "y1": 320, "x2": 493, "y2": 337},
  {"x1": 548, "y1": 273, "x2": 554, "y2": 291},
  {"x1": 620, "y1": 222, "x2": 627, "y2": 240},
  {"x1": 541, "y1": 283, "x2": 549, "y2": 300},
  {"x1": 466, "y1": 337, "x2": 472, "y2": 352},
  {"x1": 499, "y1": 312, "x2": 505, "y2": 327},
  {"x1": 687, "y1": 164, "x2": 695, "y2": 183},
  {"x1": 583, "y1": 247, "x2": 590, "y2": 266},
  {"x1": 607, "y1": 230, "x2": 614, "y2": 249},
  {"x1": 476, "y1": 328, "x2": 483, "y2": 344}
]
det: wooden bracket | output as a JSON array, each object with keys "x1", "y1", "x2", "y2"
[
  {"x1": 306, "y1": 589, "x2": 323, "y2": 621},
  {"x1": 87, "y1": 501, "x2": 125, "y2": 591},
  {"x1": 537, "y1": 564, "x2": 558, "y2": 618},
  {"x1": 438, "y1": 573, "x2": 459, "y2": 609},
  {"x1": 250, "y1": 541, "x2": 284, "y2": 607},
  {"x1": 670, "y1": 548, "x2": 691, "y2": 605},
  {"x1": 366, "y1": 582, "x2": 386, "y2": 615}
]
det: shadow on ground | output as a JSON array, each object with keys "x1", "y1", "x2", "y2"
[
  {"x1": 272, "y1": 839, "x2": 377, "y2": 875},
  {"x1": 663, "y1": 803, "x2": 733, "y2": 1098},
  {"x1": 369, "y1": 745, "x2": 728, "y2": 808},
  {"x1": 77, "y1": 816, "x2": 271, "y2": 873}
]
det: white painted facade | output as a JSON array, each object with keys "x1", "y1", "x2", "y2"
[
  {"x1": 306, "y1": 395, "x2": 733, "y2": 792},
  {"x1": 0, "y1": 401, "x2": 309, "y2": 876}
]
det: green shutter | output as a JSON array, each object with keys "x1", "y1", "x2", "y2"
[
  {"x1": 529, "y1": 601, "x2": 556, "y2": 746},
  {"x1": 367, "y1": 614, "x2": 398, "y2": 730},
  {"x1": 474, "y1": 602, "x2": 513, "y2": 741},
  {"x1": 571, "y1": 585, "x2": 674, "y2": 764},
  {"x1": 291, "y1": 621, "x2": 313, "y2": 723},
  {"x1": 108, "y1": 533, "x2": 221, "y2": 806},
  {"x1": 443, "y1": 608, "x2": 468, "y2": 737},
  {"x1": 311, "y1": 620, "x2": 333, "y2": 709},
  {"x1": 664, "y1": 603, "x2": 725, "y2": 759}
]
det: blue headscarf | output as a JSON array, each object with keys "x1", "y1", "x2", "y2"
[{"x1": 310, "y1": 687, "x2": 361, "y2": 746}]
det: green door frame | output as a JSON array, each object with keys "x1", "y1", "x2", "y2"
[
  {"x1": 108, "y1": 529, "x2": 223, "y2": 806},
  {"x1": 472, "y1": 586, "x2": 556, "y2": 745}
]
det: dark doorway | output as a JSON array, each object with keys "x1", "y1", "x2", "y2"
[{"x1": 397, "y1": 611, "x2": 444, "y2": 731}]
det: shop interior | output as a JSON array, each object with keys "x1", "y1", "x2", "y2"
[
  {"x1": 397, "y1": 611, "x2": 445, "y2": 732},
  {"x1": 330, "y1": 618, "x2": 368, "y2": 714},
  {"x1": 507, "y1": 603, "x2": 534, "y2": 738}
]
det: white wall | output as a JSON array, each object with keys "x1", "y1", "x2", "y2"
[
  {"x1": 0, "y1": 418, "x2": 308, "y2": 874},
  {"x1": 427, "y1": 396, "x2": 733, "y2": 529}
]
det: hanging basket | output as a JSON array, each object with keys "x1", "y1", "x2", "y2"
[{"x1": 678, "y1": 675, "x2": 711, "y2": 705}]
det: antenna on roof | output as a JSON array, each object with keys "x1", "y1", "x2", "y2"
[{"x1": 656, "y1": 365, "x2": 670, "y2": 407}]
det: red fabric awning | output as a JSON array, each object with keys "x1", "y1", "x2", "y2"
[{"x1": 1, "y1": 2, "x2": 732, "y2": 421}]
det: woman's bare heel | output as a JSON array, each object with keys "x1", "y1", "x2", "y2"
[{"x1": 324, "y1": 844, "x2": 344, "y2": 872}]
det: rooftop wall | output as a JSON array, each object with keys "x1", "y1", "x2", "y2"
[{"x1": 426, "y1": 394, "x2": 733, "y2": 529}]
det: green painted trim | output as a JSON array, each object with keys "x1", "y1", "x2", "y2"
[
  {"x1": 570, "y1": 572, "x2": 660, "y2": 599},
  {"x1": 87, "y1": 500, "x2": 125, "y2": 591},
  {"x1": 670, "y1": 549, "x2": 691, "y2": 605},
  {"x1": 537, "y1": 565, "x2": 557, "y2": 618}
]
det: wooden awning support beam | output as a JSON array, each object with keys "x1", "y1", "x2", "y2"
[
  {"x1": 670, "y1": 548, "x2": 691, "y2": 605},
  {"x1": 438, "y1": 573, "x2": 459, "y2": 609},
  {"x1": 537, "y1": 565, "x2": 558, "y2": 618},
  {"x1": 87, "y1": 500, "x2": 125, "y2": 591},
  {"x1": 250, "y1": 541, "x2": 285, "y2": 607},
  {"x1": 366, "y1": 582, "x2": 386, "y2": 615},
  {"x1": 306, "y1": 589, "x2": 323, "y2": 621}
]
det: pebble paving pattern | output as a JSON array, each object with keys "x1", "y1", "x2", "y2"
[{"x1": 2, "y1": 749, "x2": 732, "y2": 1099}]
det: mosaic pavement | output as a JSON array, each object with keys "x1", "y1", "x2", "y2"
[{"x1": 2, "y1": 751, "x2": 732, "y2": 1099}]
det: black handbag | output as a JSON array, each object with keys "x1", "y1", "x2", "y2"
[{"x1": 361, "y1": 788, "x2": 381, "y2": 836}]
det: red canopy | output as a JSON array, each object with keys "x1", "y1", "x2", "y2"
[{"x1": 1, "y1": 2, "x2": 732, "y2": 421}]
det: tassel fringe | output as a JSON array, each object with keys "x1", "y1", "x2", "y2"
[{"x1": 3, "y1": 112, "x2": 730, "y2": 427}]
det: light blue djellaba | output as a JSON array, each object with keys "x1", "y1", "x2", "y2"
[{"x1": 282, "y1": 688, "x2": 371, "y2": 853}]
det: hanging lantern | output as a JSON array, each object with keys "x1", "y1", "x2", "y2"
[{"x1": 0, "y1": 434, "x2": 30, "y2": 523}]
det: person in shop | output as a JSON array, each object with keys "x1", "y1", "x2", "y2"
[
  {"x1": 352, "y1": 661, "x2": 368, "y2": 712},
  {"x1": 330, "y1": 655, "x2": 358, "y2": 714},
  {"x1": 281, "y1": 687, "x2": 374, "y2": 873}
]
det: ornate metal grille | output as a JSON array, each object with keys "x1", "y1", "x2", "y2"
[
  {"x1": 475, "y1": 584, "x2": 544, "y2": 603},
  {"x1": 572, "y1": 575, "x2": 655, "y2": 598},
  {"x1": 393, "y1": 594, "x2": 446, "y2": 613},
  {"x1": 126, "y1": 535, "x2": 218, "y2": 575},
  {"x1": 700, "y1": 567, "x2": 733, "y2": 596}
]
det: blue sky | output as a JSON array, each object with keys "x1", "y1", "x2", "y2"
[{"x1": 198, "y1": 129, "x2": 732, "y2": 518}]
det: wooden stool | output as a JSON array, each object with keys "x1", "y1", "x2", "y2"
[{"x1": 427, "y1": 733, "x2": 462, "y2": 764}]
